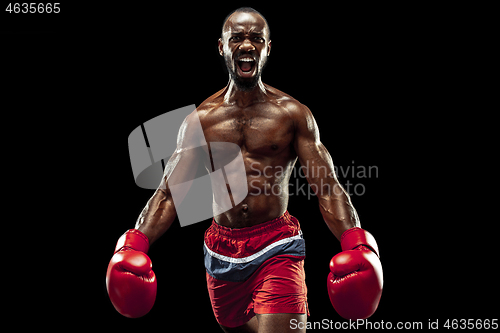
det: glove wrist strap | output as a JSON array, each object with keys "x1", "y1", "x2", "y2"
[
  {"x1": 341, "y1": 227, "x2": 379, "y2": 257},
  {"x1": 114, "y1": 229, "x2": 150, "y2": 254}
]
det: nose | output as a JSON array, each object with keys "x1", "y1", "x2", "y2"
[{"x1": 238, "y1": 38, "x2": 255, "y2": 52}]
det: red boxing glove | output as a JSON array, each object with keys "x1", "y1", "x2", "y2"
[
  {"x1": 327, "y1": 227, "x2": 383, "y2": 320},
  {"x1": 106, "y1": 229, "x2": 157, "y2": 318}
]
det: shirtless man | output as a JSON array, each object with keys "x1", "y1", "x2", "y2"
[{"x1": 106, "y1": 7, "x2": 383, "y2": 333}]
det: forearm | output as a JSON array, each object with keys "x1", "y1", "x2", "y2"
[
  {"x1": 317, "y1": 180, "x2": 360, "y2": 241},
  {"x1": 135, "y1": 187, "x2": 177, "y2": 245}
]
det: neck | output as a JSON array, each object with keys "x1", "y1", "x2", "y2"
[{"x1": 224, "y1": 78, "x2": 267, "y2": 107}]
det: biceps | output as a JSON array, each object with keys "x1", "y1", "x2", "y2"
[
  {"x1": 159, "y1": 147, "x2": 203, "y2": 193},
  {"x1": 296, "y1": 139, "x2": 335, "y2": 180}
]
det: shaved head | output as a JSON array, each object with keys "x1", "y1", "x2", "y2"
[{"x1": 221, "y1": 7, "x2": 270, "y2": 40}]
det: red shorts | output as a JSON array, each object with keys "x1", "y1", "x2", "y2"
[{"x1": 204, "y1": 211, "x2": 309, "y2": 328}]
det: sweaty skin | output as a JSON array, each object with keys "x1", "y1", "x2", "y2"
[
  {"x1": 133, "y1": 9, "x2": 361, "y2": 333},
  {"x1": 134, "y1": 10, "x2": 359, "y2": 245}
]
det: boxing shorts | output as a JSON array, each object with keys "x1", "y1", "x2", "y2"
[{"x1": 204, "y1": 211, "x2": 309, "y2": 328}]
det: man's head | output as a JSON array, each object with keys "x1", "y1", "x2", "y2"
[{"x1": 219, "y1": 7, "x2": 271, "y2": 91}]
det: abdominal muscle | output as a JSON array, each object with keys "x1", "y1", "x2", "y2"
[{"x1": 213, "y1": 172, "x2": 291, "y2": 229}]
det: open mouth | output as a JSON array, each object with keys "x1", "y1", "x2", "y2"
[{"x1": 236, "y1": 57, "x2": 256, "y2": 78}]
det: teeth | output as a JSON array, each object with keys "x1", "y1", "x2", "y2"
[{"x1": 239, "y1": 58, "x2": 254, "y2": 62}]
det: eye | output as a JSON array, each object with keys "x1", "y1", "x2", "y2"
[
  {"x1": 229, "y1": 36, "x2": 241, "y2": 42},
  {"x1": 254, "y1": 37, "x2": 265, "y2": 42}
]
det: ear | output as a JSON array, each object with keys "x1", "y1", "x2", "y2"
[
  {"x1": 218, "y1": 38, "x2": 224, "y2": 56},
  {"x1": 267, "y1": 40, "x2": 272, "y2": 56}
]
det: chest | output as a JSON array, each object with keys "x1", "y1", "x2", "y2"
[{"x1": 200, "y1": 104, "x2": 295, "y2": 156}]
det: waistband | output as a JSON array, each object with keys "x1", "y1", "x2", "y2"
[
  {"x1": 204, "y1": 210, "x2": 305, "y2": 282},
  {"x1": 209, "y1": 211, "x2": 296, "y2": 239}
]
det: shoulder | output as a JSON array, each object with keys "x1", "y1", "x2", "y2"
[
  {"x1": 177, "y1": 89, "x2": 226, "y2": 146},
  {"x1": 195, "y1": 87, "x2": 226, "y2": 118},
  {"x1": 264, "y1": 84, "x2": 315, "y2": 131}
]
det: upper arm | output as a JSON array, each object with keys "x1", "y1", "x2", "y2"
[
  {"x1": 135, "y1": 110, "x2": 207, "y2": 242},
  {"x1": 290, "y1": 102, "x2": 360, "y2": 238},
  {"x1": 159, "y1": 110, "x2": 205, "y2": 194},
  {"x1": 291, "y1": 103, "x2": 336, "y2": 189}
]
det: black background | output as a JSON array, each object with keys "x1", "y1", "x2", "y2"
[{"x1": 3, "y1": 2, "x2": 496, "y2": 331}]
